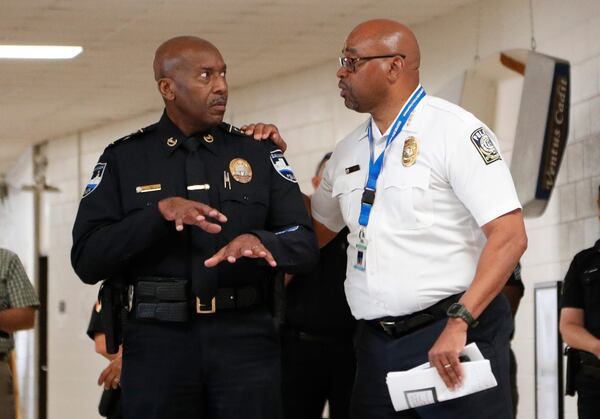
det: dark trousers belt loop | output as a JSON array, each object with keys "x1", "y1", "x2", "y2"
[{"x1": 367, "y1": 292, "x2": 463, "y2": 337}]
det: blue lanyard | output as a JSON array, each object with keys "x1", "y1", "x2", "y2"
[{"x1": 358, "y1": 85, "x2": 426, "y2": 227}]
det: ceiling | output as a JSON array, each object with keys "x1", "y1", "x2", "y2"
[{"x1": 0, "y1": 0, "x2": 477, "y2": 174}]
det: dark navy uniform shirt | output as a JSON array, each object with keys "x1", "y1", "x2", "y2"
[
  {"x1": 561, "y1": 239, "x2": 600, "y2": 339},
  {"x1": 285, "y1": 227, "x2": 356, "y2": 337},
  {"x1": 71, "y1": 112, "x2": 318, "y2": 293}
]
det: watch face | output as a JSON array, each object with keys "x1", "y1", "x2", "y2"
[{"x1": 447, "y1": 303, "x2": 463, "y2": 316}]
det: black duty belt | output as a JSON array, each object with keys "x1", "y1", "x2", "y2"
[
  {"x1": 366, "y1": 293, "x2": 462, "y2": 337},
  {"x1": 130, "y1": 277, "x2": 264, "y2": 322}
]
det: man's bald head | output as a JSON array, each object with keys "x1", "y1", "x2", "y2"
[
  {"x1": 153, "y1": 36, "x2": 220, "y2": 80},
  {"x1": 153, "y1": 36, "x2": 228, "y2": 136},
  {"x1": 345, "y1": 19, "x2": 420, "y2": 72},
  {"x1": 337, "y1": 19, "x2": 421, "y2": 122}
]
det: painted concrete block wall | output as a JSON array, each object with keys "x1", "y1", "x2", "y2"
[{"x1": 0, "y1": 0, "x2": 599, "y2": 418}]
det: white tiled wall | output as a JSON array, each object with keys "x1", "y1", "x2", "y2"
[{"x1": 1, "y1": 0, "x2": 599, "y2": 418}]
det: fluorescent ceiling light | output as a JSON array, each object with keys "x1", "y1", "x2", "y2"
[{"x1": 0, "y1": 45, "x2": 83, "y2": 59}]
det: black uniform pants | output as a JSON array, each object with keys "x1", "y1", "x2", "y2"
[
  {"x1": 281, "y1": 330, "x2": 356, "y2": 419},
  {"x1": 120, "y1": 306, "x2": 281, "y2": 419},
  {"x1": 350, "y1": 294, "x2": 513, "y2": 419},
  {"x1": 575, "y1": 370, "x2": 600, "y2": 419}
]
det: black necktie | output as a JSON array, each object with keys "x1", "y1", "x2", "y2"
[{"x1": 182, "y1": 136, "x2": 218, "y2": 306}]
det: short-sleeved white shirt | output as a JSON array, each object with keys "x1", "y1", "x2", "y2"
[{"x1": 311, "y1": 90, "x2": 522, "y2": 320}]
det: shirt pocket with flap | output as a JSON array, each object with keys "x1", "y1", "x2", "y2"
[
  {"x1": 332, "y1": 169, "x2": 366, "y2": 225},
  {"x1": 124, "y1": 182, "x2": 170, "y2": 214},
  {"x1": 219, "y1": 188, "x2": 269, "y2": 231},
  {"x1": 382, "y1": 165, "x2": 433, "y2": 230}
]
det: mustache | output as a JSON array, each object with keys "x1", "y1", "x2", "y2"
[
  {"x1": 208, "y1": 96, "x2": 228, "y2": 106},
  {"x1": 338, "y1": 80, "x2": 349, "y2": 90}
]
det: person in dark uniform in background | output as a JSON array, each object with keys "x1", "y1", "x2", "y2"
[
  {"x1": 501, "y1": 263, "x2": 524, "y2": 418},
  {"x1": 559, "y1": 186, "x2": 600, "y2": 419},
  {"x1": 71, "y1": 36, "x2": 318, "y2": 419},
  {"x1": 282, "y1": 152, "x2": 356, "y2": 419},
  {"x1": 87, "y1": 303, "x2": 123, "y2": 419}
]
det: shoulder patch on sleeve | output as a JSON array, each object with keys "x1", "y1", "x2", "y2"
[
  {"x1": 270, "y1": 149, "x2": 297, "y2": 183},
  {"x1": 470, "y1": 127, "x2": 501, "y2": 165},
  {"x1": 83, "y1": 162, "x2": 106, "y2": 198}
]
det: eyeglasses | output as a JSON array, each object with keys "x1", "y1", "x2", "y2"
[{"x1": 338, "y1": 54, "x2": 406, "y2": 73}]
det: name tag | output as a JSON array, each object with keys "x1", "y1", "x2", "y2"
[
  {"x1": 135, "y1": 184, "x2": 161, "y2": 193},
  {"x1": 345, "y1": 164, "x2": 360, "y2": 174}
]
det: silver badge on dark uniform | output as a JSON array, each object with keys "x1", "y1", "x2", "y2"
[{"x1": 470, "y1": 127, "x2": 501, "y2": 165}]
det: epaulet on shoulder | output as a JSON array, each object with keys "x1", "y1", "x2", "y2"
[
  {"x1": 218, "y1": 122, "x2": 248, "y2": 137},
  {"x1": 106, "y1": 123, "x2": 158, "y2": 148}
]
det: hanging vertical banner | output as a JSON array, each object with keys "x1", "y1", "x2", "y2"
[{"x1": 510, "y1": 51, "x2": 570, "y2": 217}]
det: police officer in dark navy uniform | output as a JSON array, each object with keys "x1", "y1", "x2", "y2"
[
  {"x1": 560, "y1": 186, "x2": 600, "y2": 419},
  {"x1": 282, "y1": 152, "x2": 356, "y2": 419},
  {"x1": 71, "y1": 36, "x2": 318, "y2": 419}
]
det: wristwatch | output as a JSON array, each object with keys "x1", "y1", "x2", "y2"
[{"x1": 446, "y1": 303, "x2": 479, "y2": 328}]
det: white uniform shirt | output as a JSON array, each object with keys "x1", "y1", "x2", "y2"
[{"x1": 312, "y1": 91, "x2": 522, "y2": 320}]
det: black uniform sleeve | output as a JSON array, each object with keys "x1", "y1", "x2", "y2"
[
  {"x1": 86, "y1": 306, "x2": 104, "y2": 340},
  {"x1": 561, "y1": 254, "x2": 584, "y2": 309},
  {"x1": 71, "y1": 149, "x2": 171, "y2": 284},
  {"x1": 250, "y1": 148, "x2": 319, "y2": 275}
]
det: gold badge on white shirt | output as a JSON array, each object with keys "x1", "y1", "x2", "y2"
[{"x1": 402, "y1": 136, "x2": 419, "y2": 167}]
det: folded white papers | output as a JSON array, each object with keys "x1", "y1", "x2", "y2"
[{"x1": 385, "y1": 343, "x2": 497, "y2": 411}]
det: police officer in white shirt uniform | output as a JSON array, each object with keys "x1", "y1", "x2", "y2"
[{"x1": 311, "y1": 19, "x2": 527, "y2": 419}]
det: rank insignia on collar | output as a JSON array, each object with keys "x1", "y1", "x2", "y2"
[
  {"x1": 203, "y1": 134, "x2": 214, "y2": 143},
  {"x1": 229, "y1": 158, "x2": 253, "y2": 183},
  {"x1": 166, "y1": 137, "x2": 178, "y2": 147},
  {"x1": 470, "y1": 127, "x2": 501, "y2": 165},
  {"x1": 402, "y1": 136, "x2": 419, "y2": 167}
]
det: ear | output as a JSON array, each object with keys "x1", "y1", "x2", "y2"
[
  {"x1": 387, "y1": 56, "x2": 404, "y2": 82},
  {"x1": 157, "y1": 78, "x2": 175, "y2": 101}
]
